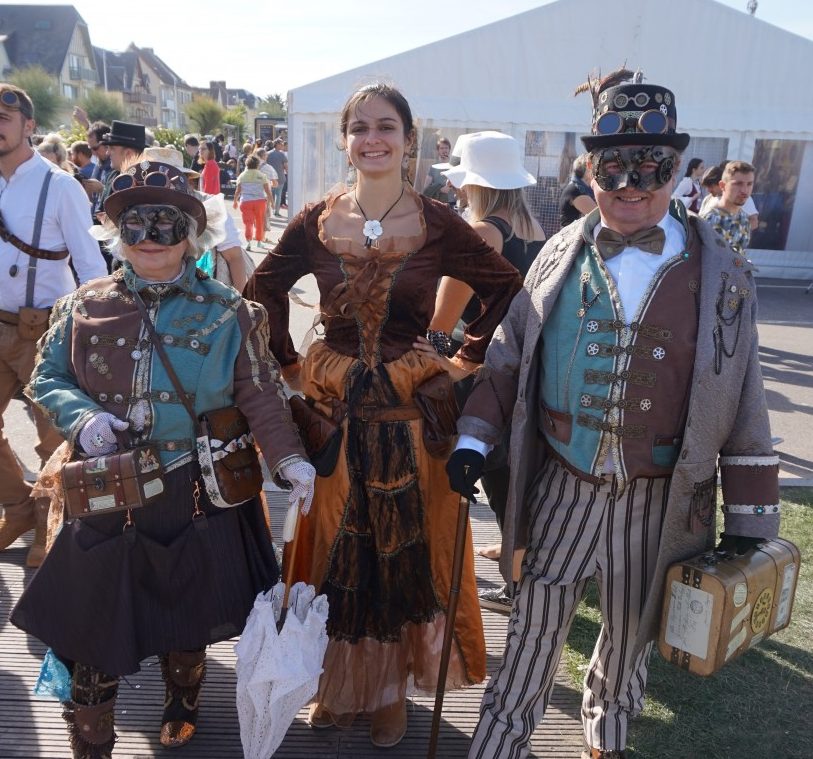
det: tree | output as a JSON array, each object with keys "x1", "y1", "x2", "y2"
[
  {"x1": 80, "y1": 89, "x2": 124, "y2": 124},
  {"x1": 222, "y1": 104, "x2": 247, "y2": 142},
  {"x1": 185, "y1": 96, "x2": 225, "y2": 135},
  {"x1": 7, "y1": 66, "x2": 64, "y2": 129},
  {"x1": 256, "y1": 93, "x2": 287, "y2": 120},
  {"x1": 153, "y1": 126, "x2": 185, "y2": 151}
]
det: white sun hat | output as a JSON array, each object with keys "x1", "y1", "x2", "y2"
[{"x1": 443, "y1": 131, "x2": 535, "y2": 190}]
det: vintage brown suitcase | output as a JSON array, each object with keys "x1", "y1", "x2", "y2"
[
  {"x1": 658, "y1": 538, "x2": 801, "y2": 676},
  {"x1": 62, "y1": 445, "x2": 165, "y2": 519}
]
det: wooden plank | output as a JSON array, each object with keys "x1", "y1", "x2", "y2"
[{"x1": 0, "y1": 501, "x2": 584, "y2": 758}]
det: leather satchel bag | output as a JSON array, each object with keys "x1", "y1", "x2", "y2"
[
  {"x1": 17, "y1": 307, "x2": 51, "y2": 341},
  {"x1": 196, "y1": 406, "x2": 263, "y2": 508},
  {"x1": 133, "y1": 292, "x2": 262, "y2": 509},
  {"x1": 62, "y1": 436, "x2": 165, "y2": 519},
  {"x1": 288, "y1": 395, "x2": 344, "y2": 477},
  {"x1": 414, "y1": 372, "x2": 460, "y2": 459}
]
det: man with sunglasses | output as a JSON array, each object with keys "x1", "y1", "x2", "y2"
[
  {"x1": 449, "y1": 71, "x2": 778, "y2": 759},
  {"x1": 0, "y1": 84, "x2": 107, "y2": 567}
]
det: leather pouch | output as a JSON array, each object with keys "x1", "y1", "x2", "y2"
[
  {"x1": 17, "y1": 307, "x2": 50, "y2": 341},
  {"x1": 197, "y1": 406, "x2": 263, "y2": 508},
  {"x1": 414, "y1": 372, "x2": 460, "y2": 459},
  {"x1": 539, "y1": 405, "x2": 573, "y2": 445},
  {"x1": 62, "y1": 442, "x2": 164, "y2": 519},
  {"x1": 289, "y1": 395, "x2": 343, "y2": 477}
]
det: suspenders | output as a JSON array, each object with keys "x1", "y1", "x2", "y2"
[{"x1": 25, "y1": 170, "x2": 55, "y2": 308}]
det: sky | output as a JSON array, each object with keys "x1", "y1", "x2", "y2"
[{"x1": 23, "y1": 0, "x2": 813, "y2": 100}]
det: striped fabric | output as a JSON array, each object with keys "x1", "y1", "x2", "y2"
[{"x1": 468, "y1": 458, "x2": 670, "y2": 758}]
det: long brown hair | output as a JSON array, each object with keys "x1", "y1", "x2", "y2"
[
  {"x1": 339, "y1": 83, "x2": 414, "y2": 140},
  {"x1": 466, "y1": 185, "x2": 536, "y2": 241}
]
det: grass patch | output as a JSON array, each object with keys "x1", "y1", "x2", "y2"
[{"x1": 561, "y1": 488, "x2": 812, "y2": 759}]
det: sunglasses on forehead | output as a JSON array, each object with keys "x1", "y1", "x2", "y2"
[
  {"x1": 595, "y1": 109, "x2": 668, "y2": 137},
  {"x1": 111, "y1": 170, "x2": 186, "y2": 192},
  {"x1": 0, "y1": 89, "x2": 33, "y2": 117}
]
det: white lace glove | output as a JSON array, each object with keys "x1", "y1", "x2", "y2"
[
  {"x1": 279, "y1": 459, "x2": 316, "y2": 516},
  {"x1": 78, "y1": 412, "x2": 130, "y2": 456}
]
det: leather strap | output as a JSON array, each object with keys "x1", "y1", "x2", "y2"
[
  {"x1": 133, "y1": 291, "x2": 202, "y2": 436},
  {"x1": 351, "y1": 403, "x2": 422, "y2": 422}
]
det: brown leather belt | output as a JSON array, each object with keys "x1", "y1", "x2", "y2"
[
  {"x1": 0, "y1": 309, "x2": 20, "y2": 325},
  {"x1": 351, "y1": 403, "x2": 423, "y2": 423},
  {"x1": 0, "y1": 308, "x2": 52, "y2": 326}
]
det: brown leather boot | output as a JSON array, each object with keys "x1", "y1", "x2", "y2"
[
  {"x1": 370, "y1": 698, "x2": 407, "y2": 748},
  {"x1": 0, "y1": 497, "x2": 35, "y2": 551},
  {"x1": 159, "y1": 650, "x2": 206, "y2": 748},
  {"x1": 63, "y1": 663, "x2": 119, "y2": 759},
  {"x1": 26, "y1": 497, "x2": 49, "y2": 568}
]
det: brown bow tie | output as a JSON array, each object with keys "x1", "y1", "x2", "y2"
[{"x1": 594, "y1": 225, "x2": 666, "y2": 259}]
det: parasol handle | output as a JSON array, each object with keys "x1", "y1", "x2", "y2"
[{"x1": 278, "y1": 499, "x2": 302, "y2": 630}]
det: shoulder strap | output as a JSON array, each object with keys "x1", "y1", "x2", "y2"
[
  {"x1": 133, "y1": 291, "x2": 202, "y2": 434},
  {"x1": 482, "y1": 215, "x2": 512, "y2": 242},
  {"x1": 25, "y1": 170, "x2": 55, "y2": 307}
]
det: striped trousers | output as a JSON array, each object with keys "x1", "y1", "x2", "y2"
[{"x1": 468, "y1": 457, "x2": 670, "y2": 758}]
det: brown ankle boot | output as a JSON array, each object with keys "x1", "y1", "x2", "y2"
[
  {"x1": 160, "y1": 650, "x2": 206, "y2": 748},
  {"x1": 26, "y1": 498, "x2": 50, "y2": 568},
  {"x1": 0, "y1": 497, "x2": 36, "y2": 551},
  {"x1": 370, "y1": 699, "x2": 407, "y2": 748}
]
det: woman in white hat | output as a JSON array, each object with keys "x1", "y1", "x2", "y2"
[{"x1": 416, "y1": 130, "x2": 546, "y2": 602}]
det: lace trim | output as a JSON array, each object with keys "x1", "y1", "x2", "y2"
[
  {"x1": 721, "y1": 503, "x2": 780, "y2": 515},
  {"x1": 719, "y1": 455, "x2": 780, "y2": 467}
]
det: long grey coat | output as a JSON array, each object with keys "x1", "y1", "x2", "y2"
[{"x1": 458, "y1": 211, "x2": 775, "y2": 655}]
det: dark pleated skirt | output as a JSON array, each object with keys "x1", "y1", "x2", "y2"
[{"x1": 10, "y1": 461, "x2": 278, "y2": 676}]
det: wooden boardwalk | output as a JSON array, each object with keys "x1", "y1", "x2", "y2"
[{"x1": 0, "y1": 493, "x2": 584, "y2": 759}]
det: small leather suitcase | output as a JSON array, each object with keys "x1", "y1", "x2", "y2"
[
  {"x1": 62, "y1": 445, "x2": 165, "y2": 519},
  {"x1": 658, "y1": 538, "x2": 800, "y2": 676}
]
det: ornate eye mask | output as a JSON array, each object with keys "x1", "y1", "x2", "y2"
[{"x1": 119, "y1": 204, "x2": 189, "y2": 247}]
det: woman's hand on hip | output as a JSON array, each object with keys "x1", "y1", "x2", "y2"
[{"x1": 412, "y1": 335, "x2": 476, "y2": 383}]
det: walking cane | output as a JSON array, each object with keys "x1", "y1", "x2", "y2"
[{"x1": 427, "y1": 494, "x2": 471, "y2": 759}]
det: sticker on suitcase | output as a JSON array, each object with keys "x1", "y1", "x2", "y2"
[{"x1": 664, "y1": 581, "x2": 713, "y2": 659}]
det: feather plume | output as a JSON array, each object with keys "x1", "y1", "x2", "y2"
[{"x1": 573, "y1": 66, "x2": 635, "y2": 106}]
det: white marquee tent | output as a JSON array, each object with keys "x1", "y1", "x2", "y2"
[{"x1": 286, "y1": 0, "x2": 813, "y2": 277}]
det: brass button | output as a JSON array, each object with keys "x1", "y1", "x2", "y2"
[
  {"x1": 113, "y1": 394, "x2": 124, "y2": 403},
  {"x1": 90, "y1": 335, "x2": 99, "y2": 344},
  {"x1": 116, "y1": 338, "x2": 126, "y2": 347},
  {"x1": 159, "y1": 391, "x2": 170, "y2": 402}
]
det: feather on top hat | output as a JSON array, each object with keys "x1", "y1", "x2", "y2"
[{"x1": 577, "y1": 68, "x2": 690, "y2": 152}]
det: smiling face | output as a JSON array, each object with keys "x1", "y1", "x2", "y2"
[
  {"x1": 120, "y1": 204, "x2": 190, "y2": 281},
  {"x1": 590, "y1": 146, "x2": 679, "y2": 235},
  {"x1": 344, "y1": 96, "x2": 411, "y2": 180}
]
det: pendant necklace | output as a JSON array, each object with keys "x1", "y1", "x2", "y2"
[{"x1": 354, "y1": 183, "x2": 405, "y2": 248}]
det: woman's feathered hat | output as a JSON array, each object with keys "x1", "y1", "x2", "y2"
[{"x1": 576, "y1": 68, "x2": 690, "y2": 152}]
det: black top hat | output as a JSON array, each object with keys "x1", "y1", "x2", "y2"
[
  {"x1": 103, "y1": 160, "x2": 206, "y2": 235},
  {"x1": 101, "y1": 120, "x2": 147, "y2": 151},
  {"x1": 581, "y1": 81, "x2": 690, "y2": 153}
]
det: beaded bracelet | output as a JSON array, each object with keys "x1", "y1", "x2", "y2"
[{"x1": 426, "y1": 329, "x2": 454, "y2": 357}]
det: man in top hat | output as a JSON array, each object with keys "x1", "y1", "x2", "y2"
[
  {"x1": 98, "y1": 120, "x2": 147, "y2": 216},
  {"x1": 448, "y1": 70, "x2": 778, "y2": 759},
  {"x1": 0, "y1": 83, "x2": 107, "y2": 567}
]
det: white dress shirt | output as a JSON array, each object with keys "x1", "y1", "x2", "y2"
[{"x1": 0, "y1": 151, "x2": 107, "y2": 310}]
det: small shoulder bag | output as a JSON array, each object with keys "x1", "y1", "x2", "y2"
[{"x1": 133, "y1": 292, "x2": 262, "y2": 508}]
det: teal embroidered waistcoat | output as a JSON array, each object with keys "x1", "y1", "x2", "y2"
[{"x1": 539, "y1": 221, "x2": 701, "y2": 487}]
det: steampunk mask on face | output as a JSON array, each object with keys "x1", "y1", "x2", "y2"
[
  {"x1": 119, "y1": 204, "x2": 189, "y2": 247},
  {"x1": 591, "y1": 145, "x2": 678, "y2": 192}
]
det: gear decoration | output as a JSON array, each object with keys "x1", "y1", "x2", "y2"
[{"x1": 751, "y1": 588, "x2": 773, "y2": 633}]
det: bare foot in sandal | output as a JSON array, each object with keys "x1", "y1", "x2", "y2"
[{"x1": 477, "y1": 543, "x2": 501, "y2": 561}]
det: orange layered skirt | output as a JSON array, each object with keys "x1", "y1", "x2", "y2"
[{"x1": 289, "y1": 341, "x2": 485, "y2": 717}]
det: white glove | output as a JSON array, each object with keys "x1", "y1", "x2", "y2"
[
  {"x1": 78, "y1": 412, "x2": 130, "y2": 456},
  {"x1": 279, "y1": 459, "x2": 316, "y2": 515}
]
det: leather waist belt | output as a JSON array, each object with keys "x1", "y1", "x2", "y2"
[
  {"x1": 0, "y1": 308, "x2": 51, "y2": 326},
  {"x1": 351, "y1": 403, "x2": 423, "y2": 422}
]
